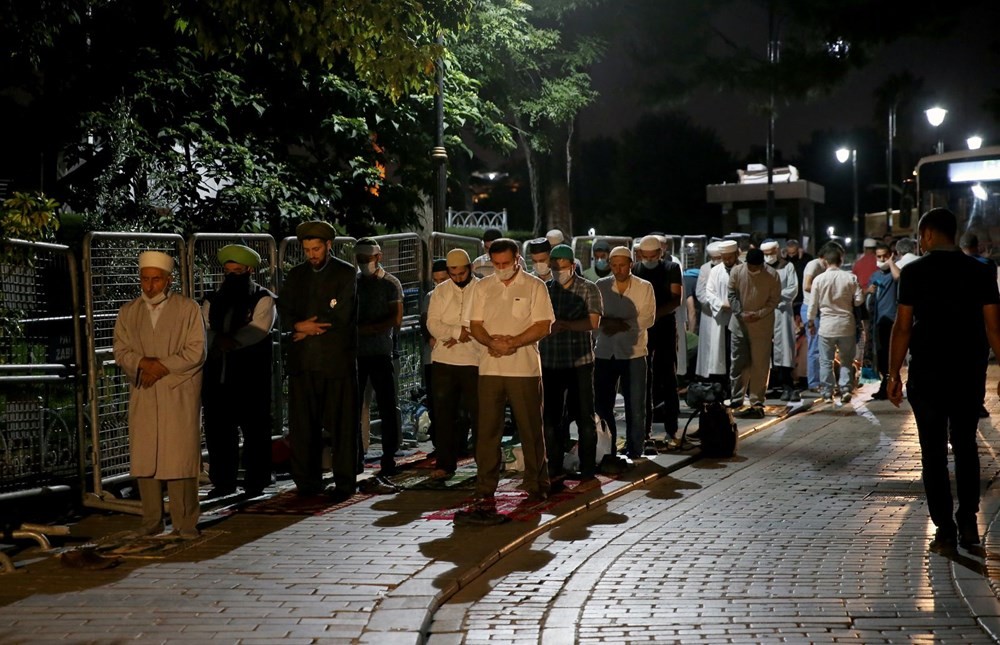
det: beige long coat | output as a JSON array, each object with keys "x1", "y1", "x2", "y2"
[{"x1": 113, "y1": 293, "x2": 206, "y2": 479}]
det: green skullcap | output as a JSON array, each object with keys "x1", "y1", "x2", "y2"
[
  {"x1": 295, "y1": 220, "x2": 336, "y2": 241},
  {"x1": 549, "y1": 244, "x2": 575, "y2": 261},
  {"x1": 217, "y1": 244, "x2": 261, "y2": 268}
]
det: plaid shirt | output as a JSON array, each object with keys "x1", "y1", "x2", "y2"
[{"x1": 540, "y1": 275, "x2": 603, "y2": 369}]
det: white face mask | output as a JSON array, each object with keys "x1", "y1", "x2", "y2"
[
  {"x1": 555, "y1": 268, "x2": 573, "y2": 285},
  {"x1": 764, "y1": 255, "x2": 778, "y2": 265},
  {"x1": 495, "y1": 266, "x2": 517, "y2": 281},
  {"x1": 534, "y1": 260, "x2": 550, "y2": 276},
  {"x1": 710, "y1": 258, "x2": 721, "y2": 266},
  {"x1": 876, "y1": 260, "x2": 889, "y2": 270},
  {"x1": 641, "y1": 259, "x2": 660, "y2": 270},
  {"x1": 359, "y1": 260, "x2": 378, "y2": 277},
  {"x1": 142, "y1": 291, "x2": 168, "y2": 306}
]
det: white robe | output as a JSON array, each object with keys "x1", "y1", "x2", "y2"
[
  {"x1": 673, "y1": 256, "x2": 688, "y2": 376},
  {"x1": 113, "y1": 293, "x2": 206, "y2": 479},
  {"x1": 696, "y1": 262, "x2": 733, "y2": 377},
  {"x1": 772, "y1": 262, "x2": 799, "y2": 368}
]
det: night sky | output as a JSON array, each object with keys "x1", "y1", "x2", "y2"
[{"x1": 578, "y1": 2, "x2": 1000, "y2": 164}]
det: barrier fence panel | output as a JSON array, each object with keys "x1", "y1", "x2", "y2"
[
  {"x1": 570, "y1": 236, "x2": 633, "y2": 270},
  {"x1": 0, "y1": 239, "x2": 84, "y2": 498},
  {"x1": 277, "y1": 236, "x2": 358, "y2": 286},
  {"x1": 429, "y1": 232, "x2": 483, "y2": 266},
  {"x1": 446, "y1": 208, "x2": 507, "y2": 231},
  {"x1": 680, "y1": 235, "x2": 708, "y2": 269},
  {"x1": 189, "y1": 233, "x2": 282, "y2": 437},
  {"x1": 82, "y1": 232, "x2": 186, "y2": 513},
  {"x1": 374, "y1": 233, "x2": 424, "y2": 319}
]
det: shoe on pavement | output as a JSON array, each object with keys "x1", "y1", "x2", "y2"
[
  {"x1": 958, "y1": 516, "x2": 981, "y2": 547},
  {"x1": 454, "y1": 508, "x2": 509, "y2": 526},
  {"x1": 869, "y1": 389, "x2": 888, "y2": 401},
  {"x1": 841, "y1": 393, "x2": 852, "y2": 405},
  {"x1": 169, "y1": 528, "x2": 201, "y2": 540},
  {"x1": 929, "y1": 528, "x2": 958, "y2": 553},
  {"x1": 643, "y1": 439, "x2": 659, "y2": 456},
  {"x1": 324, "y1": 486, "x2": 356, "y2": 503},
  {"x1": 358, "y1": 476, "x2": 399, "y2": 495},
  {"x1": 734, "y1": 405, "x2": 765, "y2": 419}
]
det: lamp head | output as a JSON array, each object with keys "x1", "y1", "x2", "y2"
[
  {"x1": 835, "y1": 148, "x2": 851, "y2": 164},
  {"x1": 925, "y1": 107, "x2": 947, "y2": 127}
]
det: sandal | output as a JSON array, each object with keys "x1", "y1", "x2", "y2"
[{"x1": 428, "y1": 469, "x2": 453, "y2": 480}]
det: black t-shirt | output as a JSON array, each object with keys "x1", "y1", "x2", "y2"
[
  {"x1": 787, "y1": 251, "x2": 813, "y2": 308},
  {"x1": 633, "y1": 259, "x2": 682, "y2": 340},
  {"x1": 897, "y1": 248, "x2": 999, "y2": 380}
]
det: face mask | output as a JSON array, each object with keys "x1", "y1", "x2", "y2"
[
  {"x1": 555, "y1": 269, "x2": 573, "y2": 285},
  {"x1": 764, "y1": 255, "x2": 778, "y2": 265},
  {"x1": 747, "y1": 268, "x2": 761, "y2": 276},
  {"x1": 877, "y1": 260, "x2": 889, "y2": 270},
  {"x1": 641, "y1": 260, "x2": 660, "y2": 270},
  {"x1": 594, "y1": 258, "x2": 609, "y2": 272},
  {"x1": 359, "y1": 260, "x2": 378, "y2": 277},
  {"x1": 534, "y1": 260, "x2": 550, "y2": 276},
  {"x1": 495, "y1": 266, "x2": 517, "y2": 281},
  {"x1": 142, "y1": 291, "x2": 168, "y2": 306},
  {"x1": 710, "y1": 258, "x2": 721, "y2": 266},
  {"x1": 456, "y1": 274, "x2": 473, "y2": 288},
  {"x1": 222, "y1": 272, "x2": 252, "y2": 293}
]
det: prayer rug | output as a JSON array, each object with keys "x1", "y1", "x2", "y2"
[
  {"x1": 424, "y1": 475, "x2": 607, "y2": 522},
  {"x1": 91, "y1": 530, "x2": 226, "y2": 559},
  {"x1": 240, "y1": 489, "x2": 375, "y2": 516}
]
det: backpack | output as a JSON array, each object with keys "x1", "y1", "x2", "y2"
[{"x1": 697, "y1": 402, "x2": 738, "y2": 457}]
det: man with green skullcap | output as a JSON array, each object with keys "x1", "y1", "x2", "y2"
[
  {"x1": 201, "y1": 244, "x2": 277, "y2": 498},
  {"x1": 540, "y1": 244, "x2": 603, "y2": 481}
]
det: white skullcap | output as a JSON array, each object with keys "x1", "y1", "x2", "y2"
[
  {"x1": 760, "y1": 241, "x2": 779, "y2": 252},
  {"x1": 545, "y1": 229, "x2": 565, "y2": 246},
  {"x1": 446, "y1": 248, "x2": 471, "y2": 267},
  {"x1": 655, "y1": 234, "x2": 668, "y2": 244},
  {"x1": 638, "y1": 235, "x2": 662, "y2": 251},
  {"x1": 706, "y1": 242, "x2": 722, "y2": 256},
  {"x1": 609, "y1": 246, "x2": 633, "y2": 259},
  {"x1": 863, "y1": 237, "x2": 877, "y2": 248},
  {"x1": 717, "y1": 240, "x2": 738, "y2": 253},
  {"x1": 138, "y1": 251, "x2": 174, "y2": 273}
]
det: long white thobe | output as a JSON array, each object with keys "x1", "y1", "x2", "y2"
[
  {"x1": 772, "y1": 262, "x2": 799, "y2": 368},
  {"x1": 696, "y1": 262, "x2": 733, "y2": 377}
]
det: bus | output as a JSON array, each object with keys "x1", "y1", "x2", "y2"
[{"x1": 866, "y1": 145, "x2": 1000, "y2": 253}]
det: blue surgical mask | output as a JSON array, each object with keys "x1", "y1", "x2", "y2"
[
  {"x1": 641, "y1": 260, "x2": 659, "y2": 270},
  {"x1": 594, "y1": 258, "x2": 609, "y2": 271}
]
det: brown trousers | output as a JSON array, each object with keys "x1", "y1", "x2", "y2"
[{"x1": 476, "y1": 375, "x2": 549, "y2": 497}]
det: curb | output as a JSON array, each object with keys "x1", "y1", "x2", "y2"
[{"x1": 359, "y1": 400, "x2": 813, "y2": 643}]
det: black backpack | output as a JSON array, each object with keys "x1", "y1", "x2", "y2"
[{"x1": 696, "y1": 402, "x2": 738, "y2": 457}]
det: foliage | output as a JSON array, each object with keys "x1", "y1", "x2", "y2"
[{"x1": 1, "y1": 192, "x2": 60, "y2": 242}]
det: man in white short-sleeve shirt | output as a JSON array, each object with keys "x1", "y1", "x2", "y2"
[{"x1": 463, "y1": 238, "x2": 555, "y2": 517}]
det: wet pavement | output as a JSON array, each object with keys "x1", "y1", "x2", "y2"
[{"x1": 1, "y1": 371, "x2": 1000, "y2": 644}]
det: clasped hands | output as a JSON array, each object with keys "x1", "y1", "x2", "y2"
[
  {"x1": 292, "y1": 316, "x2": 331, "y2": 342},
  {"x1": 442, "y1": 326, "x2": 472, "y2": 349},
  {"x1": 487, "y1": 334, "x2": 518, "y2": 357},
  {"x1": 601, "y1": 318, "x2": 628, "y2": 336},
  {"x1": 137, "y1": 356, "x2": 169, "y2": 388},
  {"x1": 740, "y1": 311, "x2": 759, "y2": 323}
]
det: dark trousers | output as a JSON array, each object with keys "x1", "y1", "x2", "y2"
[
  {"x1": 203, "y1": 376, "x2": 273, "y2": 491},
  {"x1": 423, "y1": 363, "x2": 436, "y2": 445},
  {"x1": 288, "y1": 371, "x2": 359, "y2": 494},
  {"x1": 908, "y1": 377, "x2": 983, "y2": 531},
  {"x1": 358, "y1": 355, "x2": 401, "y2": 471},
  {"x1": 595, "y1": 357, "x2": 646, "y2": 458},
  {"x1": 874, "y1": 317, "x2": 894, "y2": 382},
  {"x1": 647, "y1": 327, "x2": 679, "y2": 435},
  {"x1": 476, "y1": 376, "x2": 548, "y2": 497},
  {"x1": 543, "y1": 364, "x2": 597, "y2": 478},
  {"x1": 431, "y1": 362, "x2": 479, "y2": 473}
]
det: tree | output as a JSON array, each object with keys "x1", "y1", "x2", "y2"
[{"x1": 450, "y1": 0, "x2": 605, "y2": 236}]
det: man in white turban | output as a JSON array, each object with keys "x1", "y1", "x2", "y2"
[{"x1": 113, "y1": 250, "x2": 206, "y2": 538}]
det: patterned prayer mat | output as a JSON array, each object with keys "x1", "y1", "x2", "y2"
[
  {"x1": 90, "y1": 529, "x2": 227, "y2": 559},
  {"x1": 240, "y1": 489, "x2": 375, "y2": 516},
  {"x1": 424, "y1": 476, "x2": 606, "y2": 522}
]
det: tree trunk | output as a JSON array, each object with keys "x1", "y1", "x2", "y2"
[
  {"x1": 543, "y1": 121, "x2": 574, "y2": 237},
  {"x1": 514, "y1": 113, "x2": 544, "y2": 237}
]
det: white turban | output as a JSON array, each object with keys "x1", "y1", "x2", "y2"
[
  {"x1": 760, "y1": 241, "x2": 779, "y2": 252},
  {"x1": 706, "y1": 242, "x2": 722, "y2": 257},
  {"x1": 138, "y1": 251, "x2": 174, "y2": 273},
  {"x1": 717, "y1": 240, "x2": 738, "y2": 253}
]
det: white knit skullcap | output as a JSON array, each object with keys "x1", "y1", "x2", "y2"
[
  {"x1": 760, "y1": 241, "x2": 779, "y2": 252},
  {"x1": 138, "y1": 251, "x2": 174, "y2": 273},
  {"x1": 609, "y1": 246, "x2": 633, "y2": 259}
]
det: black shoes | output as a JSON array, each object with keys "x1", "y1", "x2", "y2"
[
  {"x1": 958, "y1": 517, "x2": 981, "y2": 547},
  {"x1": 929, "y1": 528, "x2": 957, "y2": 552},
  {"x1": 734, "y1": 405, "x2": 765, "y2": 419}
]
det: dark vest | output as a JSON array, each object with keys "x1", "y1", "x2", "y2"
[{"x1": 203, "y1": 283, "x2": 275, "y2": 387}]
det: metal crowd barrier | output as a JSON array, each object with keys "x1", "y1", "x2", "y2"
[
  {"x1": 0, "y1": 239, "x2": 84, "y2": 500},
  {"x1": 571, "y1": 236, "x2": 633, "y2": 270},
  {"x1": 429, "y1": 232, "x2": 483, "y2": 266},
  {"x1": 82, "y1": 232, "x2": 187, "y2": 513},
  {"x1": 681, "y1": 235, "x2": 708, "y2": 269}
]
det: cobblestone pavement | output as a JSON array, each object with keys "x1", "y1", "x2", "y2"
[
  {"x1": 1, "y1": 373, "x2": 1000, "y2": 644},
  {"x1": 428, "y1": 374, "x2": 1000, "y2": 644}
]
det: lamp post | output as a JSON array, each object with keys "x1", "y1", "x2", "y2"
[
  {"x1": 925, "y1": 106, "x2": 947, "y2": 155},
  {"x1": 968, "y1": 135, "x2": 984, "y2": 150},
  {"x1": 886, "y1": 104, "x2": 896, "y2": 233},
  {"x1": 836, "y1": 147, "x2": 859, "y2": 254},
  {"x1": 430, "y1": 32, "x2": 448, "y2": 234}
]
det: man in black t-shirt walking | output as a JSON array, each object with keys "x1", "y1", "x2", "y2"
[{"x1": 889, "y1": 208, "x2": 1000, "y2": 551}]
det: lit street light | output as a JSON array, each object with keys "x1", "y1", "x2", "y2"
[
  {"x1": 925, "y1": 107, "x2": 947, "y2": 154},
  {"x1": 972, "y1": 184, "x2": 988, "y2": 201},
  {"x1": 968, "y1": 135, "x2": 984, "y2": 150},
  {"x1": 836, "y1": 147, "x2": 859, "y2": 254}
]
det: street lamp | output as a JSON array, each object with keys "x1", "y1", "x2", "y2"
[
  {"x1": 925, "y1": 107, "x2": 947, "y2": 154},
  {"x1": 968, "y1": 135, "x2": 984, "y2": 150},
  {"x1": 836, "y1": 147, "x2": 859, "y2": 254}
]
